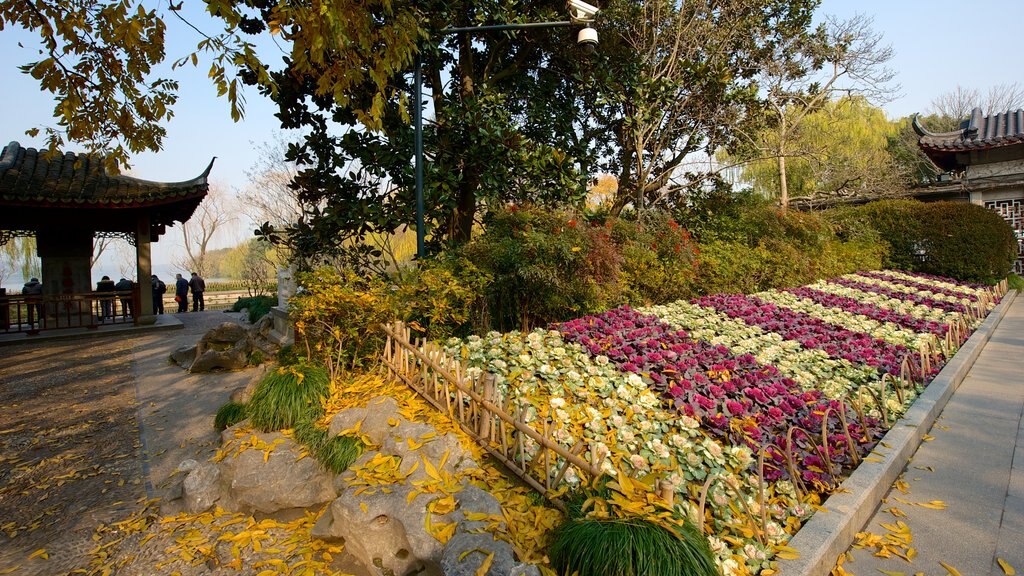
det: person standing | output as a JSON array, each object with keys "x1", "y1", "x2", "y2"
[
  {"x1": 175, "y1": 273, "x2": 189, "y2": 313},
  {"x1": 96, "y1": 275, "x2": 116, "y2": 319},
  {"x1": 114, "y1": 277, "x2": 133, "y2": 318},
  {"x1": 21, "y1": 277, "x2": 43, "y2": 326},
  {"x1": 189, "y1": 272, "x2": 206, "y2": 312},
  {"x1": 151, "y1": 275, "x2": 166, "y2": 315}
]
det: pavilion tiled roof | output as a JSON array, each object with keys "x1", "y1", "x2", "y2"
[
  {"x1": 0, "y1": 141, "x2": 213, "y2": 208},
  {"x1": 914, "y1": 108, "x2": 1024, "y2": 171}
]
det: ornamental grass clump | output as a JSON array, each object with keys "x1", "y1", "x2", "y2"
[
  {"x1": 550, "y1": 480, "x2": 717, "y2": 576},
  {"x1": 214, "y1": 401, "x2": 248, "y2": 431},
  {"x1": 293, "y1": 419, "x2": 363, "y2": 474},
  {"x1": 247, "y1": 364, "x2": 330, "y2": 432}
]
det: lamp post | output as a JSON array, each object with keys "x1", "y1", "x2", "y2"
[{"x1": 413, "y1": 7, "x2": 599, "y2": 258}]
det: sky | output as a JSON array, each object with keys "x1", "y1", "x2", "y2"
[{"x1": 1, "y1": 0, "x2": 1023, "y2": 285}]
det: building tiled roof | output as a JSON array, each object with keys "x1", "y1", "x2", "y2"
[
  {"x1": 0, "y1": 141, "x2": 213, "y2": 208},
  {"x1": 915, "y1": 108, "x2": 1024, "y2": 153}
]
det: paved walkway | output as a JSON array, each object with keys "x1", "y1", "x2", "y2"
[{"x1": 845, "y1": 295, "x2": 1024, "y2": 575}]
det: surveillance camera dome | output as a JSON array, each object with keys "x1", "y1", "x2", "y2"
[{"x1": 577, "y1": 26, "x2": 598, "y2": 54}]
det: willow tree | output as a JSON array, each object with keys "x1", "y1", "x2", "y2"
[
  {"x1": 731, "y1": 13, "x2": 896, "y2": 208},
  {"x1": 730, "y1": 95, "x2": 907, "y2": 203}
]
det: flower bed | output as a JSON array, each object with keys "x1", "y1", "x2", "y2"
[{"x1": 440, "y1": 270, "x2": 1003, "y2": 575}]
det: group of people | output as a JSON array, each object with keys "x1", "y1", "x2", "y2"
[
  {"x1": 93, "y1": 271, "x2": 206, "y2": 318},
  {"x1": 16, "y1": 272, "x2": 209, "y2": 324},
  {"x1": 168, "y1": 272, "x2": 206, "y2": 313}
]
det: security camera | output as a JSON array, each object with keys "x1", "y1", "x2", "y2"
[
  {"x1": 568, "y1": 0, "x2": 599, "y2": 23},
  {"x1": 577, "y1": 26, "x2": 598, "y2": 54}
]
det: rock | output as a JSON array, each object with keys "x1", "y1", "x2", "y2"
[
  {"x1": 230, "y1": 365, "x2": 267, "y2": 403},
  {"x1": 328, "y1": 396, "x2": 404, "y2": 444},
  {"x1": 202, "y1": 322, "x2": 249, "y2": 346},
  {"x1": 509, "y1": 564, "x2": 542, "y2": 576},
  {"x1": 252, "y1": 314, "x2": 273, "y2": 337},
  {"x1": 220, "y1": 421, "x2": 249, "y2": 445},
  {"x1": 218, "y1": 431, "x2": 336, "y2": 514},
  {"x1": 188, "y1": 322, "x2": 253, "y2": 373},
  {"x1": 170, "y1": 345, "x2": 197, "y2": 369},
  {"x1": 441, "y1": 532, "x2": 519, "y2": 576},
  {"x1": 452, "y1": 485, "x2": 504, "y2": 534},
  {"x1": 183, "y1": 463, "x2": 222, "y2": 513},
  {"x1": 177, "y1": 459, "x2": 200, "y2": 474},
  {"x1": 320, "y1": 484, "x2": 450, "y2": 576}
]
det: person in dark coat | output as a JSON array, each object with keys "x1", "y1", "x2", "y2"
[
  {"x1": 151, "y1": 275, "x2": 166, "y2": 315},
  {"x1": 114, "y1": 277, "x2": 133, "y2": 317},
  {"x1": 96, "y1": 275, "x2": 116, "y2": 319},
  {"x1": 189, "y1": 272, "x2": 206, "y2": 312},
  {"x1": 21, "y1": 277, "x2": 43, "y2": 326},
  {"x1": 174, "y1": 273, "x2": 189, "y2": 313}
]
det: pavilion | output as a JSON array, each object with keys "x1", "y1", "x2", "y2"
[
  {"x1": 913, "y1": 108, "x2": 1024, "y2": 274},
  {"x1": 0, "y1": 141, "x2": 213, "y2": 327}
]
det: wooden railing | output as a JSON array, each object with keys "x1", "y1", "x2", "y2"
[
  {"x1": 1, "y1": 289, "x2": 138, "y2": 335},
  {"x1": 381, "y1": 321, "x2": 603, "y2": 506}
]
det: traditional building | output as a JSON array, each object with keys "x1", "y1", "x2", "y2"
[
  {"x1": 0, "y1": 141, "x2": 213, "y2": 326},
  {"x1": 913, "y1": 108, "x2": 1024, "y2": 274}
]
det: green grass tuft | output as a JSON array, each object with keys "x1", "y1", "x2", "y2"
[
  {"x1": 1008, "y1": 273, "x2": 1024, "y2": 291},
  {"x1": 549, "y1": 515, "x2": 718, "y2": 576},
  {"x1": 246, "y1": 364, "x2": 330, "y2": 432},
  {"x1": 292, "y1": 419, "x2": 363, "y2": 473},
  {"x1": 277, "y1": 344, "x2": 300, "y2": 366},
  {"x1": 248, "y1": 350, "x2": 265, "y2": 366},
  {"x1": 214, "y1": 402, "x2": 248, "y2": 431},
  {"x1": 231, "y1": 295, "x2": 276, "y2": 322}
]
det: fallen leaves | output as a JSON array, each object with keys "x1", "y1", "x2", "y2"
[{"x1": 998, "y1": 558, "x2": 1017, "y2": 575}]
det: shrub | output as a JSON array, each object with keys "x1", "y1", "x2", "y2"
[
  {"x1": 247, "y1": 350, "x2": 265, "y2": 366},
  {"x1": 394, "y1": 254, "x2": 491, "y2": 339},
  {"x1": 247, "y1": 364, "x2": 330, "y2": 432},
  {"x1": 825, "y1": 199, "x2": 1017, "y2": 282},
  {"x1": 612, "y1": 211, "x2": 699, "y2": 306},
  {"x1": 231, "y1": 295, "x2": 276, "y2": 322},
  {"x1": 1009, "y1": 273, "x2": 1024, "y2": 291},
  {"x1": 823, "y1": 199, "x2": 923, "y2": 271},
  {"x1": 463, "y1": 206, "x2": 603, "y2": 330},
  {"x1": 289, "y1": 268, "x2": 395, "y2": 376},
  {"x1": 916, "y1": 202, "x2": 1017, "y2": 282},
  {"x1": 214, "y1": 402, "x2": 248, "y2": 431}
]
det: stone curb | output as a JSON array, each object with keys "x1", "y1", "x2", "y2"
[{"x1": 777, "y1": 289, "x2": 1019, "y2": 576}]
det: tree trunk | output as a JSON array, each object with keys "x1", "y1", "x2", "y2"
[
  {"x1": 778, "y1": 153, "x2": 789, "y2": 210},
  {"x1": 452, "y1": 176, "x2": 477, "y2": 244}
]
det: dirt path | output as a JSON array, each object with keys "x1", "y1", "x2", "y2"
[{"x1": 0, "y1": 311, "x2": 254, "y2": 575}]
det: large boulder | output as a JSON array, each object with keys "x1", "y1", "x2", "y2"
[
  {"x1": 315, "y1": 484, "x2": 450, "y2": 576},
  {"x1": 441, "y1": 532, "x2": 524, "y2": 576},
  {"x1": 328, "y1": 396, "x2": 403, "y2": 444},
  {"x1": 183, "y1": 462, "x2": 222, "y2": 514},
  {"x1": 189, "y1": 323, "x2": 252, "y2": 373},
  {"x1": 170, "y1": 345, "x2": 197, "y2": 369},
  {"x1": 216, "y1": 431, "x2": 337, "y2": 514}
]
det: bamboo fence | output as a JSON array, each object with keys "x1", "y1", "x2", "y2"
[{"x1": 381, "y1": 320, "x2": 603, "y2": 506}]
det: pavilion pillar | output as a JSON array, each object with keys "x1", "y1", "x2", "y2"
[
  {"x1": 135, "y1": 216, "x2": 156, "y2": 326},
  {"x1": 36, "y1": 229, "x2": 92, "y2": 296}
]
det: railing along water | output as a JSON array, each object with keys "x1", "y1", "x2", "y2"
[{"x1": 1, "y1": 289, "x2": 138, "y2": 335}]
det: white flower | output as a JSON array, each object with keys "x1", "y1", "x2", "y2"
[
  {"x1": 595, "y1": 355, "x2": 609, "y2": 366},
  {"x1": 628, "y1": 454, "x2": 648, "y2": 471},
  {"x1": 550, "y1": 397, "x2": 566, "y2": 409}
]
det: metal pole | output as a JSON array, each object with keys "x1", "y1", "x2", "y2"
[
  {"x1": 414, "y1": 48, "x2": 425, "y2": 259},
  {"x1": 441, "y1": 21, "x2": 572, "y2": 34}
]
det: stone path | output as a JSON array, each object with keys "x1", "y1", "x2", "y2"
[
  {"x1": 0, "y1": 310, "x2": 253, "y2": 575},
  {"x1": 843, "y1": 295, "x2": 1024, "y2": 575}
]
